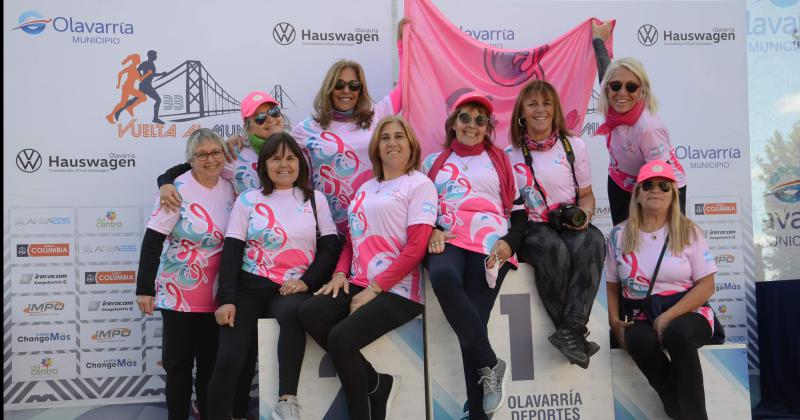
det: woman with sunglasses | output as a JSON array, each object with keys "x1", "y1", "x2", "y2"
[
  {"x1": 606, "y1": 160, "x2": 718, "y2": 420},
  {"x1": 423, "y1": 92, "x2": 526, "y2": 419},
  {"x1": 299, "y1": 115, "x2": 437, "y2": 420},
  {"x1": 596, "y1": 57, "x2": 686, "y2": 225},
  {"x1": 289, "y1": 20, "x2": 408, "y2": 234},
  {"x1": 152, "y1": 91, "x2": 287, "y2": 419},
  {"x1": 507, "y1": 80, "x2": 605, "y2": 369},
  {"x1": 206, "y1": 133, "x2": 341, "y2": 420},
  {"x1": 135, "y1": 129, "x2": 234, "y2": 420}
]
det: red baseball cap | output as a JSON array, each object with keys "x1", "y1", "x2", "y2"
[
  {"x1": 637, "y1": 160, "x2": 677, "y2": 183},
  {"x1": 241, "y1": 91, "x2": 279, "y2": 119},
  {"x1": 452, "y1": 91, "x2": 494, "y2": 114}
]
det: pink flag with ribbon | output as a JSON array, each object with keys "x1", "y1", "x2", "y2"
[{"x1": 402, "y1": 0, "x2": 614, "y2": 156}]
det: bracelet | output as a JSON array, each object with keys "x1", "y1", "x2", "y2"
[
  {"x1": 582, "y1": 207, "x2": 595, "y2": 221},
  {"x1": 367, "y1": 282, "x2": 382, "y2": 295}
]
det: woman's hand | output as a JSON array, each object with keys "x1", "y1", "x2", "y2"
[
  {"x1": 610, "y1": 317, "x2": 633, "y2": 349},
  {"x1": 653, "y1": 312, "x2": 676, "y2": 343},
  {"x1": 159, "y1": 184, "x2": 182, "y2": 213},
  {"x1": 225, "y1": 134, "x2": 245, "y2": 162},
  {"x1": 279, "y1": 279, "x2": 309, "y2": 296},
  {"x1": 136, "y1": 295, "x2": 155, "y2": 315},
  {"x1": 215, "y1": 304, "x2": 236, "y2": 327},
  {"x1": 349, "y1": 288, "x2": 377, "y2": 314},
  {"x1": 397, "y1": 17, "x2": 409, "y2": 41},
  {"x1": 428, "y1": 229, "x2": 456, "y2": 254},
  {"x1": 486, "y1": 239, "x2": 512, "y2": 269},
  {"x1": 592, "y1": 20, "x2": 612, "y2": 41},
  {"x1": 315, "y1": 272, "x2": 350, "y2": 298}
]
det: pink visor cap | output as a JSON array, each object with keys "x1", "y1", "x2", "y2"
[
  {"x1": 452, "y1": 91, "x2": 494, "y2": 114},
  {"x1": 241, "y1": 91, "x2": 279, "y2": 119},
  {"x1": 637, "y1": 160, "x2": 677, "y2": 183}
]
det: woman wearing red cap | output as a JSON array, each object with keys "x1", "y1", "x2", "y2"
[
  {"x1": 423, "y1": 92, "x2": 526, "y2": 419},
  {"x1": 507, "y1": 80, "x2": 605, "y2": 369},
  {"x1": 606, "y1": 160, "x2": 722, "y2": 420},
  {"x1": 595, "y1": 56, "x2": 687, "y2": 225}
]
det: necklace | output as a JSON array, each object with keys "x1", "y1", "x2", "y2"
[{"x1": 452, "y1": 154, "x2": 477, "y2": 170}]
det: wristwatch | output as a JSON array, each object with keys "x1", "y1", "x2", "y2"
[{"x1": 367, "y1": 282, "x2": 382, "y2": 295}]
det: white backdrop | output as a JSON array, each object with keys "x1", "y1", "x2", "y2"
[{"x1": 4, "y1": 0, "x2": 752, "y2": 414}]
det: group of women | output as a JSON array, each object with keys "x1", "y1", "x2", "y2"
[{"x1": 136, "y1": 20, "x2": 720, "y2": 420}]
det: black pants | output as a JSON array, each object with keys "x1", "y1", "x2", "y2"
[
  {"x1": 608, "y1": 176, "x2": 687, "y2": 225},
  {"x1": 299, "y1": 285, "x2": 424, "y2": 420},
  {"x1": 427, "y1": 245, "x2": 511, "y2": 420},
  {"x1": 518, "y1": 222, "x2": 605, "y2": 332},
  {"x1": 625, "y1": 312, "x2": 712, "y2": 420},
  {"x1": 206, "y1": 281, "x2": 310, "y2": 420},
  {"x1": 161, "y1": 309, "x2": 219, "y2": 420},
  {"x1": 232, "y1": 334, "x2": 258, "y2": 418}
]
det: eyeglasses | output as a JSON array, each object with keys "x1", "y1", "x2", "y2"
[
  {"x1": 608, "y1": 81, "x2": 641, "y2": 93},
  {"x1": 457, "y1": 112, "x2": 489, "y2": 127},
  {"x1": 254, "y1": 107, "x2": 282, "y2": 125},
  {"x1": 193, "y1": 149, "x2": 224, "y2": 162},
  {"x1": 333, "y1": 79, "x2": 362, "y2": 92},
  {"x1": 641, "y1": 180, "x2": 672, "y2": 192}
]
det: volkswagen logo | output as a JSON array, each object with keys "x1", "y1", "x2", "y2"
[
  {"x1": 637, "y1": 24, "x2": 659, "y2": 46},
  {"x1": 273, "y1": 22, "x2": 296, "y2": 45},
  {"x1": 16, "y1": 149, "x2": 42, "y2": 173}
]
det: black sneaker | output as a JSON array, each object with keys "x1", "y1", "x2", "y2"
[
  {"x1": 369, "y1": 373, "x2": 400, "y2": 420},
  {"x1": 585, "y1": 340, "x2": 600, "y2": 358},
  {"x1": 548, "y1": 328, "x2": 590, "y2": 369}
]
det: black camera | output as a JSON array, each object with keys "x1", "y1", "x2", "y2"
[{"x1": 547, "y1": 203, "x2": 587, "y2": 230}]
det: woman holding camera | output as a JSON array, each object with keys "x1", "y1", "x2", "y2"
[
  {"x1": 606, "y1": 160, "x2": 718, "y2": 420},
  {"x1": 507, "y1": 80, "x2": 605, "y2": 369},
  {"x1": 424, "y1": 92, "x2": 526, "y2": 418}
]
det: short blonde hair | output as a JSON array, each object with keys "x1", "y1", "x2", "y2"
[
  {"x1": 368, "y1": 116, "x2": 422, "y2": 181},
  {"x1": 598, "y1": 57, "x2": 659, "y2": 116},
  {"x1": 185, "y1": 128, "x2": 226, "y2": 162}
]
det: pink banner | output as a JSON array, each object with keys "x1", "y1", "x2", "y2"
[{"x1": 402, "y1": 0, "x2": 613, "y2": 156}]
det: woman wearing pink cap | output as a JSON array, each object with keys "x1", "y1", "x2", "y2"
[
  {"x1": 606, "y1": 160, "x2": 723, "y2": 420},
  {"x1": 136, "y1": 128, "x2": 234, "y2": 420},
  {"x1": 299, "y1": 115, "x2": 437, "y2": 420},
  {"x1": 596, "y1": 58, "x2": 687, "y2": 225},
  {"x1": 423, "y1": 92, "x2": 526, "y2": 419},
  {"x1": 289, "y1": 20, "x2": 408, "y2": 234},
  {"x1": 153, "y1": 90, "x2": 287, "y2": 419},
  {"x1": 507, "y1": 80, "x2": 606, "y2": 369}
]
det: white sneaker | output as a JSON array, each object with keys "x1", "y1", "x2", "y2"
[{"x1": 272, "y1": 396, "x2": 301, "y2": 420}]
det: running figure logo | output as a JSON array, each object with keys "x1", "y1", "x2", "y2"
[{"x1": 106, "y1": 50, "x2": 165, "y2": 124}]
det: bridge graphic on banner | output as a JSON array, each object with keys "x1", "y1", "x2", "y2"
[{"x1": 153, "y1": 60, "x2": 240, "y2": 122}]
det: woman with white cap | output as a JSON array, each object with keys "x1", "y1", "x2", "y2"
[
  {"x1": 423, "y1": 91, "x2": 526, "y2": 419},
  {"x1": 606, "y1": 160, "x2": 722, "y2": 420}
]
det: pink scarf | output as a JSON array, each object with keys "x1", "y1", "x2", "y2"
[
  {"x1": 427, "y1": 140, "x2": 516, "y2": 217},
  {"x1": 595, "y1": 100, "x2": 646, "y2": 148},
  {"x1": 524, "y1": 130, "x2": 558, "y2": 152}
]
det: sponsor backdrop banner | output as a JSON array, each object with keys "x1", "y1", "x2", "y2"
[
  {"x1": 4, "y1": 0, "x2": 754, "y2": 415},
  {"x1": 3, "y1": 0, "x2": 393, "y2": 410}
]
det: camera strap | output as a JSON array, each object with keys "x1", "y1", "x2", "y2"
[{"x1": 522, "y1": 135, "x2": 580, "y2": 209}]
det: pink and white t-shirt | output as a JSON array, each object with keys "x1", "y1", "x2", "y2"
[
  {"x1": 221, "y1": 141, "x2": 260, "y2": 195},
  {"x1": 226, "y1": 188, "x2": 337, "y2": 285},
  {"x1": 422, "y1": 151, "x2": 522, "y2": 257},
  {"x1": 505, "y1": 136, "x2": 592, "y2": 222},
  {"x1": 605, "y1": 223, "x2": 718, "y2": 328},
  {"x1": 290, "y1": 96, "x2": 394, "y2": 232},
  {"x1": 607, "y1": 110, "x2": 686, "y2": 192},
  {"x1": 147, "y1": 172, "x2": 235, "y2": 313},
  {"x1": 346, "y1": 171, "x2": 437, "y2": 303}
]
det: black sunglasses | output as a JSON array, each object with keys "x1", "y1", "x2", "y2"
[
  {"x1": 608, "y1": 81, "x2": 641, "y2": 93},
  {"x1": 641, "y1": 180, "x2": 672, "y2": 193},
  {"x1": 254, "y1": 107, "x2": 282, "y2": 125},
  {"x1": 457, "y1": 112, "x2": 489, "y2": 127},
  {"x1": 333, "y1": 79, "x2": 362, "y2": 92}
]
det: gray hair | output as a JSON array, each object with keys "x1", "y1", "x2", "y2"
[
  {"x1": 185, "y1": 128, "x2": 226, "y2": 161},
  {"x1": 598, "y1": 57, "x2": 659, "y2": 116}
]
